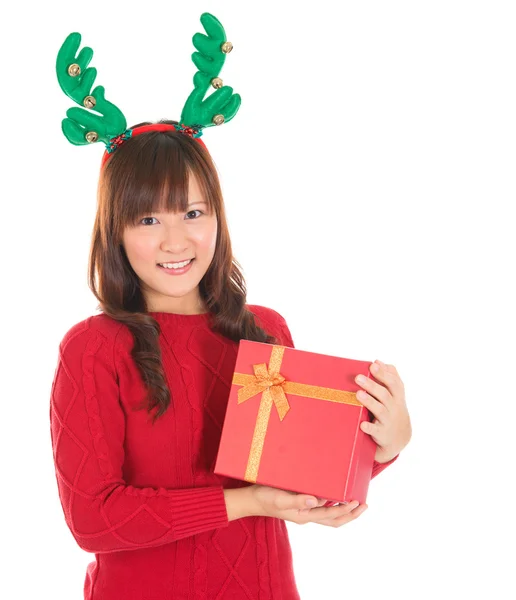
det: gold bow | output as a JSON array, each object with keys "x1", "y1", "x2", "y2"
[
  {"x1": 231, "y1": 345, "x2": 363, "y2": 482},
  {"x1": 236, "y1": 346, "x2": 291, "y2": 420}
]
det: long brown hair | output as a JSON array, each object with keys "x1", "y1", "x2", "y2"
[{"x1": 88, "y1": 119, "x2": 278, "y2": 423}]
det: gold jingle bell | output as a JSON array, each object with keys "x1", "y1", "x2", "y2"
[
  {"x1": 211, "y1": 77, "x2": 223, "y2": 89},
  {"x1": 221, "y1": 41, "x2": 233, "y2": 54},
  {"x1": 212, "y1": 114, "x2": 225, "y2": 126},
  {"x1": 85, "y1": 131, "x2": 99, "y2": 143},
  {"x1": 68, "y1": 63, "x2": 81, "y2": 77},
  {"x1": 84, "y1": 95, "x2": 96, "y2": 109}
]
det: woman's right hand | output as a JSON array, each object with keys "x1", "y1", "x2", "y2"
[{"x1": 248, "y1": 483, "x2": 368, "y2": 528}]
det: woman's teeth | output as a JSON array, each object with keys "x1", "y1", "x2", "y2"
[{"x1": 158, "y1": 259, "x2": 193, "y2": 270}]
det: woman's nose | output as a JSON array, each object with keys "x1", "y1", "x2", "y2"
[{"x1": 161, "y1": 223, "x2": 190, "y2": 246}]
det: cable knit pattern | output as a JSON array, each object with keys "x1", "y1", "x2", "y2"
[
  {"x1": 166, "y1": 331, "x2": 209, "y2": 597},
  {"x1": 50, "y1": 304, "x2": 397, "y2": 599},
  {"x1": 255, "y1": 517, "x2": 270, "y2": 600},
  {"x1": 82, "y1": 331, "x2": 115, "y2": 480}
]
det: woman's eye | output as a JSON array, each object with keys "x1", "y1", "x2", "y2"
[
  {"x1": 140, "y1": 217, "x2": 158, "y2": 226},
  {"x1": 186, "y1": 209, "x2": 203, "y2": 219}
]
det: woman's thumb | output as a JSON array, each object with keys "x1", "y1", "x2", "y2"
[{"x1": 299, "y1": 495, "x2": 318, "y2": 509}]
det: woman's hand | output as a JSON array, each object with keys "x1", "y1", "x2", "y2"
[
  {"x1": 248, "y1": 484, "x2": 367, "y2": 528},
  {"x1": 355, "y1": 359, "x2": 412, "y2": 464}
]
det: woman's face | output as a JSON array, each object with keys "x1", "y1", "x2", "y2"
[{"x1": 122, "y1": 172, "x2": 217, "y2": 314}]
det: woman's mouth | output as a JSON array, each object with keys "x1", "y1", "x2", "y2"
[{"x1": 157, "y1": 258, "x2": 194, "y2": 275}]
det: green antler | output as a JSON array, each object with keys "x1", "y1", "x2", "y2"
[
  {"x1": 180, "y1": 12, "x2": 242, "y2": 129},
  {"x1": 56, "y1": 32, "x2": 127, "y2": 146}
]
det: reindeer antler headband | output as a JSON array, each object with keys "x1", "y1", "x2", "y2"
[{"x1": 56, "y1": 12, "x2": 241, "y2": 169}]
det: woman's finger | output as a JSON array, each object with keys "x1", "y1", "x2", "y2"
[
  {"x1": 320, "y1": 504, "x2": 368, "y2": 527},
  {"x1": 298, "y1": 496, "x2": 329, "y2": 513},
  {"x1": 301, "y1": 500, "x2": 361, "y2": 519}
]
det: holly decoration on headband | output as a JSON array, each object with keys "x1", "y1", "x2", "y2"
[
  {"x1": 56, "y1": 12, "x2": 241, "y2": 151},
  {"x1": 174, "y1": 124, "x2": 203, "y2": 139},
  {"x1": 105, "y1": 129, "x2": 133, "y2": 154}
]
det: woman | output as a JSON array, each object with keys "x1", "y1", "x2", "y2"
[{"x1": 51, "y1": 15, "x2": 410, "y2": 599}]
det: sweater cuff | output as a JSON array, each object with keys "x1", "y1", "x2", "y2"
[
  {"x1": 371, "y1": 453, "x2": 399, "y2": 479},
  {"x1": 168, "y1": 487, "x2": 229, "y2": 540}
]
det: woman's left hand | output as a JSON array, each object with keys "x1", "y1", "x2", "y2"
[{"x1": 355, "y1": 359, "x2": 412, "y2": 464}]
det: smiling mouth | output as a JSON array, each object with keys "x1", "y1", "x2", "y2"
[{"x1": 157, "y1": 258, "x2": 195, "y2": 272}]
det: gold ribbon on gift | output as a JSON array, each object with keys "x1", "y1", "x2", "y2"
[{"x1": 232, "y1": 344, "x2": 364, "y2": 483}]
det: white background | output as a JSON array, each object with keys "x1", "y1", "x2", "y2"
[{"x1": 2, "y1": 1, "x2": 515, "y2": 598}]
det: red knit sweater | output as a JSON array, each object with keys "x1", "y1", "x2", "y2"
[{"x1": 49, "y1": 304, "x2": 397, "y2": 600}]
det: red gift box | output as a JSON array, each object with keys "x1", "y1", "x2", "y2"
[{"x1": 214, "y1": 340, "x2": 379, "y2": 505}]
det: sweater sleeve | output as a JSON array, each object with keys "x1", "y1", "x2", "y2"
[
  {"x1": 273, "y1": 309, "x2": 399, "y2": 480},
  {"x1": 371, "y1": 453, "x2": 399, "y2": 478},
  {"x1": 49, "y1": 319, "x2": 229, "y2": 554}
]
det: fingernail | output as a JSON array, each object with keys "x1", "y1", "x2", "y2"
[{"x1": 306, "y1": 498, "x2": 317, "y2": 507}]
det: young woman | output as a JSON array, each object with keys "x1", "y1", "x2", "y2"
[{"x1": 51, "y1": 16, "x2": 410, "y2": 600}]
